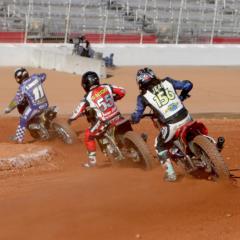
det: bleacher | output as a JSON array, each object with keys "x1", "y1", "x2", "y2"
[{"x1": 0, "y1": 0, "x2": 240, "y2": 43}]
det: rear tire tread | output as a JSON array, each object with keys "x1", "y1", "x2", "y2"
[
  {"x1": 123, "y1": 131, "x2": 154, "y2": 170},
  {"x1": 52, "y1": 119, "x2": 77, "y2": 144},
  {"x1": 193, "y1": 135, "x2": 229, "y2": 180}
]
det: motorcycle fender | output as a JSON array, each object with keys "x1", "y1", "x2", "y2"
[
  {"x1": 189, "y1": 135, "x2": 216, "y2": 155},
  {"x1": 202, "y1": 135, "x2": 216, "y2": 144}
]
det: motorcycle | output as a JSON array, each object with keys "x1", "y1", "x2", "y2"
[
  {"x1": 142, "y1": 111, "x2": 230, "y2": 180},
  {"x1": 84, "y1": 108, "x2": 154, "y2": 170},
  {"x1": 16, "y1": 101, "x2": 77, "y2": 144}
]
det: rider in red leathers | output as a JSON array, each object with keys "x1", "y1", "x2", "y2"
[{"x1": 68, "y1": 71, "x2": 126, "y2": 167}]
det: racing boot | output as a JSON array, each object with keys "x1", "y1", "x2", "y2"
[
  {"x1": 10, "y1": 125, "x2": 26, "y2": 144},
  {"x1": 162, "y1": 158, "x2": 177, "y2": 182},
  {"x1": 82, "y1": 152, "x2": 97, "y2": 168},
  {"x1": 9, "y1": 135, "x2": 23, "y2": 144}
]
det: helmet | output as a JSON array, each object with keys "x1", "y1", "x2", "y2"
[
  {"x1": 81, "y1": 71, "x2": 100, "y2": 92},
  {"x1": 143, "y1": 67, "x2": 156, "y2": 79},
  {"x1": 136, "y1": 67, "x2": 156, "y2": 90},
  {"x1": 14, "y1": 67, "x2": 29, "y2": 84}
]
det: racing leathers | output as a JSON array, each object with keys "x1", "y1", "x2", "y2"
[
  {"x1": 69, "y1": 84, "x2": 126, "y2": 166},
  {"x1": 5, "y1": 74, "x2": 49, "y2": 143},
  {"x1": 131, "y1": 77, "x2": 193, "y2": 180}
]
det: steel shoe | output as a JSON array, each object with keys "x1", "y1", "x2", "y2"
[
  {"x1": 163, "y1": 172, "x2": 177, "y2": 182},
  {"x1": 82, "y1": 152, "x2": 97, "y2": 168}
]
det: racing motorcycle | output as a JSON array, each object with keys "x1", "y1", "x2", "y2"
[
  {"x1": 16, "y1": 100, "x2": 77, "y2": 144},
  {"x1": 142, "y1": 111, "x2": 230, "y2": 180},
  {"x1": 84, "y1": 108, "x2": 154, "y2": 170}
]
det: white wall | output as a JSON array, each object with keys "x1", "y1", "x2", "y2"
[
  {"x1": 92, "y1": 44, "x2": 240, "y2": 66},
  {"x1": 0, "y1": 44, "x2": 106, "y2": 78},
  {"x1": 1, "y1": 44, "x2": 240, "y2": 74}
]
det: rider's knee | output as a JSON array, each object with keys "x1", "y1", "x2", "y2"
[{"x1": 19, "y1": 116, "x2": 28, "y2": 127}]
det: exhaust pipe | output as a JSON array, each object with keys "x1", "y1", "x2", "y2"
[{"x1": 217, "y1": 136, "x2": 225, "y2": 152}]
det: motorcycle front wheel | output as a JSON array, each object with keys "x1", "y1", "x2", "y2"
[
  {"x1": 193, "y1": 135, "x2": 230, "y2": 181},
  {"x1": 123, "y1": 131, "x2": 154, "y2": 170},
  {"x1": 52, "y1": 119, "x2": 77, "y2": 144}
]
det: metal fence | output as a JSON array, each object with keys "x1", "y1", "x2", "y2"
[{"x1": 0, "y1": 0, "x2": 240, "y2": 44}]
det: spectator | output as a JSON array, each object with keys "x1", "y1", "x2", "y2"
[
  {"x1": 72, "y1": 35, "x2": 95, "y2": 58},
  {"x1": 103, "y1": 53, "x2": 115, "y2": 68}
]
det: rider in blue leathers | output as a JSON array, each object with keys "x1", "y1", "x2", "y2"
[
  {"x1": 131, "y1": 68, "x2": 193, "y2": 182},
  {"x1": 4, "y1": 67, "x2": 49, "y2": 143}
]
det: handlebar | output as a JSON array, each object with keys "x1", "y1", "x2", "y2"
[
  {"x1": 141, "y1": 113, "x2": 157, "y2": 119},
  {"x1": 182, "y1": 94, "x2": 191, "y2": 101}
]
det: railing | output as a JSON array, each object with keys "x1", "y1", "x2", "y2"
[{"x1": 1, "y1": 0, "x2": 240, "y2": 44}]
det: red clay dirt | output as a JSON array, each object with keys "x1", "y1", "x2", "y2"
[{"x1": 0, "y1": 67, "x2": 240, "y2": 240}]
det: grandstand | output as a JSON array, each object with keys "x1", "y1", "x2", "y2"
[{"x1": 0, "y1": 0, "x2": 240, "y2": 43}]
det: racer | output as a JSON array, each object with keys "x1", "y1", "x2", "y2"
[
  {"x1": 68, "y1": 71, "x2": 126, "y2": 168},
  {"x1": 4, "y1": 67, "x2": 49, "y2": 143},
  {"x1": 131, "y1": 67, "x2": 193, "y2": 182}
]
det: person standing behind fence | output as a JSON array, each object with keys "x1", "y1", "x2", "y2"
[{"x1": 76, "y1": 35, "x2": 94, "y2": 58}]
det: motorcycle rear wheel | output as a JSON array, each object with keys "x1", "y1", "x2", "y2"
[
  {"x1": 123, "y1": 131, "x2": 154, "y2": 170},
  {"x1": 52, "y1": 119, "x2": 77, "y2": 144},
  {"x1": 193, "y1": 135, "x2": 230, "y2": 181}
]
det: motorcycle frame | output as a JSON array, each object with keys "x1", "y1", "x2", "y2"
[
  {"x1": 169, "y1": 121, "x2": 210, "y2": 171},
  {"x1": 97, "y1": 118, "x2": 133, "y2": 160},
  {"x1": 27, "y1": 106, "x2": 58, "y2": 140}
]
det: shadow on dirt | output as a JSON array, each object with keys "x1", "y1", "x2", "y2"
[
  {"x1": 96, "y1": 159, "x2": 156, "y2": 171},
  {"x1": 187, "y1": 168, "x2": 240, "y2": 187}
]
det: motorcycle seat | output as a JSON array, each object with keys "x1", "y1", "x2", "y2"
[{"x1": 44, "y1": 106, "x2": 57, "y2": 113}]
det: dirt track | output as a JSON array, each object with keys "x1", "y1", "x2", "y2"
[{"x1": 0, "y1": 67, "x2": 240, "y2": 240}]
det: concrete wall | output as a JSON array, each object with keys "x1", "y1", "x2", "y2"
[
  {"x1": 1, "y1": 44, "x2": 240, "y2": 75},
  {"x1": 92, "y1": 44, "x2": 240, "y2": 66},
  {"x1": 0, "y1": 44, "x2": 106, "y2": 78}
]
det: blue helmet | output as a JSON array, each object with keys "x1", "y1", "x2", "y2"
[{"x1": 136, "y1": 67, "x2": 156, "y2": 90}]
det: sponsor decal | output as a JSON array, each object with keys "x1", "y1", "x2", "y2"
[
  {"x1": 91, "y1": 88, "x2": 107, "y2": 101},
  {"x1": 165, "y1": 102, "x2": 178, "y2": 113}
]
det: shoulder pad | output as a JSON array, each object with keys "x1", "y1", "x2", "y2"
[{"x1": 162, "y1": 77, "x2": 172, "y2": 82}]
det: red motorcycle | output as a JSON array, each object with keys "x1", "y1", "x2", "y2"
[
  {"x1": 143, "y1": 111, "x2": 230, "y2": 180},
  {"x1": 84, "y1": 108, "x2": 154, "y2": 170}
]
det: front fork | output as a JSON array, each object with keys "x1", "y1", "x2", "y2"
[{"x1": 172, "y1": 140, "x2": 196, "y2": 172}]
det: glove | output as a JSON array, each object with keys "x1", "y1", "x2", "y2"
[
  {"x1": 130, "y1": 113, "x2": 139, "y2": 124},
  {"x1": 4, "y1": 107, "x2": 11, "y2": 114},
  {"x1": 179, "y1": 93, "x2": 190, "y2": 101}
]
